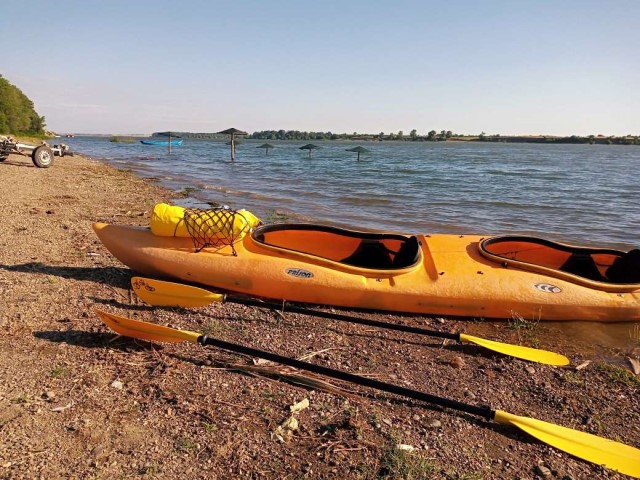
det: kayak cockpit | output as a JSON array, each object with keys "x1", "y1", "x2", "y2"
[
  {"x1": 479, "y1": 235, "x2": 640, "y2": 291},
  {"x1": 251, "y1": 223, "x2": 421, "y2": 270}
]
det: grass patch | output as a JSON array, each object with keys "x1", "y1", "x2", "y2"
[
  {"x1": 508, "y1": 311, "x2": 540, "y2": 346},
  {"x1": 10, "y1": 134, "x2": 50, "y2": 143},
  {"x1": 561, "y1": 371, "x2": 585, "y2": 386},
  {"x1": 377, "y1": 442, "x2": 438, "y2": 479},
  {"x1": 508, "y1": 311, "x2": 539, "y2": 331},
  {"x1": 595, "y1": 363, "x2": 640, "y2": 388},
  {"x1": 201, "y1": 320, "x2": 224, "y2": 337},
  {"x1": 109, "y1": 136, "x2": 136, "y2": 143},
  {"x1": 630, "y1": 324, "x2": 640, "y2": 347},
  {"x1": 138, "y1": 464, "x2": 161, "y2": 475},
  {"x1": 11, "y1": 394, "x2": 28, "y2": 404},
  {"x1": 445, "y1": 473, "x2": 484, "y2": 480},
  {"x1": 178, "y1": 187, "x2": 200, "y2": 197},
  {"x1": 175, "y1": 436, "x2": 197, "y2": 452},
  {"x1": 201, "y1": 421, "x2": 218, "y2": 433},
  {"x1": 265, "y1": 209, "x2": 291, "y2": 223},
  {"x1": 50, "y1": 366, "x2": 67, "y2": 378}
]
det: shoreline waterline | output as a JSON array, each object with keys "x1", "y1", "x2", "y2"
[
  {"x1": 51, "y1": 148, "x2": 638, "y2": 352},
  {"x1": 68, "y1": 137, "x2": 640, "y2": 251}
]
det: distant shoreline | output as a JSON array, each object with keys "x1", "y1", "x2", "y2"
[{"x1": 78, "y1": 132, "x2": 640, "y2": 146}]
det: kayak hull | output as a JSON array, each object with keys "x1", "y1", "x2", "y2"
[
  {"x1": 140, "y1": 139, "x2": 183, "y2": 146},
  {"x1": 92, "y1": 223, "x2": 640, "y2": 322}
]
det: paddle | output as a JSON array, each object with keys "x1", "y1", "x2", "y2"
[
  {"x1": 95, "y1": 309, "x2": 640, "y2": 477},
  {"x1": 131, "y1": 277, "x2": 570, "y2": 366}
]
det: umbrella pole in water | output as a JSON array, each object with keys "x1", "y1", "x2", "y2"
[
  {"x1": 218, "y1": 128, "x2": 248, "y2": 162},
  {"x1": 257, "y1": 143, "x2": 274, "y2": 156},
  {"x1": 299, "y1": 144, "x2": 320, "y2": 158},
  {"x1": 346, "y1": 146, "x2": 371, "y2": 161}
]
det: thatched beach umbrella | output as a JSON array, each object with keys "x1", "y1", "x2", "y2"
[
  {"x1": 257, "y1": 143, "x2": 274, "y2": 155},
  {"x1": 218, "y1": 128, "x2": 247, "y2": 161},
  {"x1": 346, "y1": 145, "x2": 371, "y2": 161},
  {"x1": 299, "y1": 144, "x2": 320, "y2": 158},
  {"x1": 157, "y1": 131, "x2": 182, "y2": 154}
]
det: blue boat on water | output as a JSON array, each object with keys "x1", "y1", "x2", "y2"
[{"x1": 140, "y1": 139, "x2": 183, "y2": 146}]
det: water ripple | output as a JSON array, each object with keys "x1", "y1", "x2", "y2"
[{"x1": 68, "y1": 137, "x2": 640, "y2": 249}]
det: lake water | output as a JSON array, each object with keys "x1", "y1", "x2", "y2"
[
  {"x1": 67, "y1": 137, "x2": 639, "y2": 250},
  {"x1": 66, "y1": 136, "x2": 640, "y2": 352}
]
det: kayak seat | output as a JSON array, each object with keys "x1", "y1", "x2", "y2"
[
  {"x1": 392, "y1": 236, "x2": 420, "y2": 268},
  {"x1": 606, "y1": 249, "x2": 640, "y2": 283},
  {"x1": 340, "y1": 236, "x2": 420, "y2": 270},
  {"x1": 341, "y1": 239, "x2": 394, "y2": 269},
  {"x1": 559, "y1": 252, "x2": 606, "y2": 282}
]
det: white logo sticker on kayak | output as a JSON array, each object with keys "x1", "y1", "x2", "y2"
[
  {"x1": 534, "y1": 283, "x2": 561, "y2": 294},
  {"x1": 286, "y1": 268, "x2": 314, "y2": 279}
]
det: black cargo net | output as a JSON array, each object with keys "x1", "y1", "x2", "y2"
[{"x1": 183, "y1": 207, "x2": 253, "y2": 255}]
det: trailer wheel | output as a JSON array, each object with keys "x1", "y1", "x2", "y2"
[{"x1": 32, "y1": 146, "x2": 54, "y2": 168}]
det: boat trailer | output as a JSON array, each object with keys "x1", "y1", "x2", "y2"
[{"x1": 0, "y1": 136, "x2": 73, "y2": 168}]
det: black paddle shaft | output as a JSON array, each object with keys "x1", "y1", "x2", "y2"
[
  {"x1": 198, "y1": 334, "x2": 494, "y2": 420},
  {"x1": 227, "y1": 296, "x2": 461, "y2": 342}
]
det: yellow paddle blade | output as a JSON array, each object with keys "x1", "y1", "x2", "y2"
[
  {"x1": 459, "y1": 333, "x2": 570, "y2": 366},
  {"x1": 95, "y1": 309, "x2": 201, "y2": 344},
  {"x1": 494, "y1": 410, "x2": 640, "y2": 478},
  {"x1": 131, "y1": 277, "x2": 224, "y2": 308}
]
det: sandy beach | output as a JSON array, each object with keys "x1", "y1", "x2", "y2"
[{"x1": 0, "y1": 152, "x2": 638, "y2": 479}]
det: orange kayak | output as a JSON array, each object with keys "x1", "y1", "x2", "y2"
[{"x1": 93, "y1": 222, "x2": 640, "y2": 322}]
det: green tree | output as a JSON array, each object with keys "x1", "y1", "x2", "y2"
[
  {"x1": 0, "y1": 75, "x2": 46, "y2": 135},
  {"x1": 410, "y1": 129, "x2": 417, "y2": 141},
  {"x1": 427, "y1": 130, "x2": 437, "y2": 141}
]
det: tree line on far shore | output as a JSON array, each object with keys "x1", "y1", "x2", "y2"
[
  {"x1": 168, "y1": 130, "x2": 640, "y2": 145},
  {"x1": 0, "y1": 75, "x2": 46, "y2": 136},
  {"x1": 248, "y1": 129, "x2": 454, "y2": 141},
  {"x1": 1, "y1": 74, "x2": 637, "y2": 146}
]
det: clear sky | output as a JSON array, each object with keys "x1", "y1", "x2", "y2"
[{"x1": 2, "y1": 0, "x2": 638, "y2": 136}]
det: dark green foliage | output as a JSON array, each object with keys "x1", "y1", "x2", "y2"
[
  {"x1": 110, "y1": 136, "x2": 136, "y2": 143},
  {"x1": 154, "y1": 129, "x2": 639, "y2": 145},
  {"x1": 0, "y1": 75, "x2": 46, "y2": 135},
  {"x1": 478, "y1": 134, "x2": 639, "y2": 145}
]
